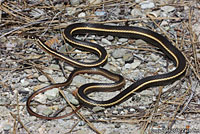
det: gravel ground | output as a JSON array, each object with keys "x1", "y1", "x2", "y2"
[{"x1": 0, "y1": 0, "x2": 200, "y2": 134}]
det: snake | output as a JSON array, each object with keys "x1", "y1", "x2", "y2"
[{"x1": 26, "y1": 23, "x2": 186, "y2": 119}]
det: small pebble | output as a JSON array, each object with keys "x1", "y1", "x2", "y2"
[
  {"x1": 78, "y1": 121, "x2": 86, "y2": 126},
  {"x1": 124, "y1": 60, "x2": 141, "y2": 69},
  {"x1": 95, "y1": 10, "x2": 107, "y2": 16},
  {"x1": 112, "y1": 110, "x2": 118, "y2": 115},
  {"x1": 131, "y1": 8, "x2": 143, "y2": 17},
  {"x1": 101, "y1": 38, "x2": 112, "y2": 45},
  {"x1": 150, "y1": 53, "x2": 159, "y2": 61},
  {"x1": 65, "y1": 7, "x2": 76, "y2": 16},
  {"x1": 123, "y1": 53, "x2": 133, "y2": 62},
  {"x1": 135, "y1": 39, "x2": 147, "y2": 46},
  {"x1": 161, "y1": 6, "x2": 175, "y2": 13},
  {"x1": 20, "y1": 79, "x2": 30, "y2": 87},
  {"x1": 70, "y1": 0, "x2": 80, "y2": 6},
  {"x1": 140, "y1": 90, "x2": 154, "y2": 96},
  {"x1": 72, "y1": 75, "x2": 86, "y2": 86},
  {"x1": 53, "y1": 76, "x2": 65, "y2": 83},
  {"x1": 44, "y1": 88, "x2": 59, "y2": 100},
  {"x1": 148, "y1": 10, "x2": 160, "y2": 17},
  {"x1": 64, "y1": 91, "x2": 79, "y2": 105},
  {"x1": 0, "y1": 97, "x2": 11, "y2": 105},
  {"x1": 129, "y1": 108, "x2": 136, "y2": 112},
  {"x1": 107, "y1": 35, "x2": 114, "y2": 41},
  {"x1": 38, "y1": 75, "x2": 48, "y2": 82},
  {"x1": 65, "y1": 65, "x2": 74, "y2": 71},
  {"x1": 92, "y1": 106, "x2": 105, "y2": 113},
  {"x1": 3, "y1": 123, "x2": 12, "y2": 131},
  {"x1": 42, "y1": 107, "x2": 53, "y2": 116},
  {"x1": 140, "y1": 1, "x2": 155, "y2": 9},
  {"x1": 49, "y1": 64, "x2": 60, "y2": 70},
  {"x1": 119, "y1": 38, "x2": 128, "y2": 43},
  {"x1": 112, "y1": 49, "x2": 126, "y2": 59},
  {"x1": 78, "y1": 12, "x2": 86, "y2": 18}
]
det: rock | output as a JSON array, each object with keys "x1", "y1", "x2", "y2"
[
  {"x1": 129, "y1": 108, "x2": 136, "y2": 112},
  {"x1": 123, "y1": 53, "x2": 133, "y2": 62},
  {"x1": 148, "y1": 10, "x2": 161, "y2": 17},
  {"x1": 6, "y1": 42, "x2": 16, "y2": 50},
  {"x1": 112, "y1": 110, "x2": 118, "y2": 115},
  {"x1": 38, "y1": 75, "x2": 48, "y2": 82},
  {"x1": 140, "y1": 89, "x2": 154, "y2": 96},
  {"x1": 49, "y1": 64, "x2": 60, "y2": 70},
  {"x1": 135, "y1": 39, "x2": 147, "y2": 46},
  {"x1": 78, "y1": 12, "x2": 86, "y2": 18},
  {"x1": 103, "y1": 64, "x2": 118, "y2": 72},
  {"x1": 119, "y1": 38, "x2": 128, "y2": 43},
  {"x1": 131, "y1": 8, "x2": 143, "y2": 17},
  {"x1": 41, "y1": 107, "x2": 53, "y2": 116},
  {"x1": 0, "y1": 107, "x2": 10, "y2": 117},
  {"x1": 43, "y1": 69, "x2": 53, "y2": 75},
  {"x1": 92, "y1": 106, "x2": 105, "y2": 113},
  {"x1": 0, "y1": 97, "x2": 11, "y2": 105},
  {"x1": 160, "y1": 20, "x2": 169, "y2": 26},
  {"x1": 3, "y1": 123, "x2": 12, "y2": 131},
  {"x1": 78, "y1": 121, "x2": 86, "y2": 126},
  {"x1": 161, "y1": 6, "x2": 175, "y2": 13},
  {"x1": 124, "y1": 60, "x2": 141, "y2": 69},
  {"x1": 64, "y1": 91, "x2": 79, "y2": 105},
  {"x1": 65, "y1": 66, "x2": 74, "y2": 71},
  {"x1": 101, "y1": 38, "x2": 112, "y2": 45},
  {"x1": 89, "y1": 0, "x2": 102, "y2": 4},
  {"x1": 44, "y1": 88, "x2": 59, "y2": 100},
  {"x1": 140, "y1": 1, "x2": 155, "y2": 9},
  {"x1": 53, "y1": 76, "x2": 65, "y2": 83},
  {"x1": 70, "y1": 0, "x2": 80, "y2": 6},
  {"x1": 72, "y1": 75, "x2": 86, "y2": 86},
  {"x1": 135, "y1": 0, "x2": 142, "y2": 3},
  {"x1": 66, "y1": 7, "x2": 76, "y2": 16},
  {"x1": 112, "y1": 49, "x2": 126, "y2": 59},
  {"x1": 150, "y1": 53, "x2": 159, "y2": 61},
  {"x1": 34, "y1": 93, "x2": 47, "y2": 103},
  {"x1": 107, "y1": 35, "x2": 114, "y2": 41},
  {"x1": 20, "y1": 79, "x2": 30, "y2": 87},
  {"x1": 95, "y1": 10, "x2": 107, "y2": 16}
]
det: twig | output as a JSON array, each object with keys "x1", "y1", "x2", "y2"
[
  {"x1": 188, "y1": 8, "x2": 199, "y2": 75},
  {"x1": 0, "y1": 18, "x2": 48, "y2": 39},
  {"x1": 178, "y1": 81, "x2": 197, "y2": 115}
]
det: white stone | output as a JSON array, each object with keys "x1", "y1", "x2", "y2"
[
  {"x1": 78, "y1": 12, "x2": 86, "y2": 18},
  {"x1": 101, "y1": 38, "x2": 112, "y2": 45},
  {"x1": 131, "y1": 8, "x2": 142, "y2": 17},
  {"x1": 161, "y1": 6, "x2": 175, "y2": 13},
  {"x1": 38, "y1": 75, "x2": 48, "y2": 82},
  {"x1": 140, "y1": 1, "x2": 155, "y2": 9},
  {"x1": 70, "y1": 0, "x2": 80, "y2": 6},
  {"x1": 20, "y1": 79, "x2": 30, "y2": 87},
  {"x1": 44, "y1": 88, "x2": 59, "y2": 100}
]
